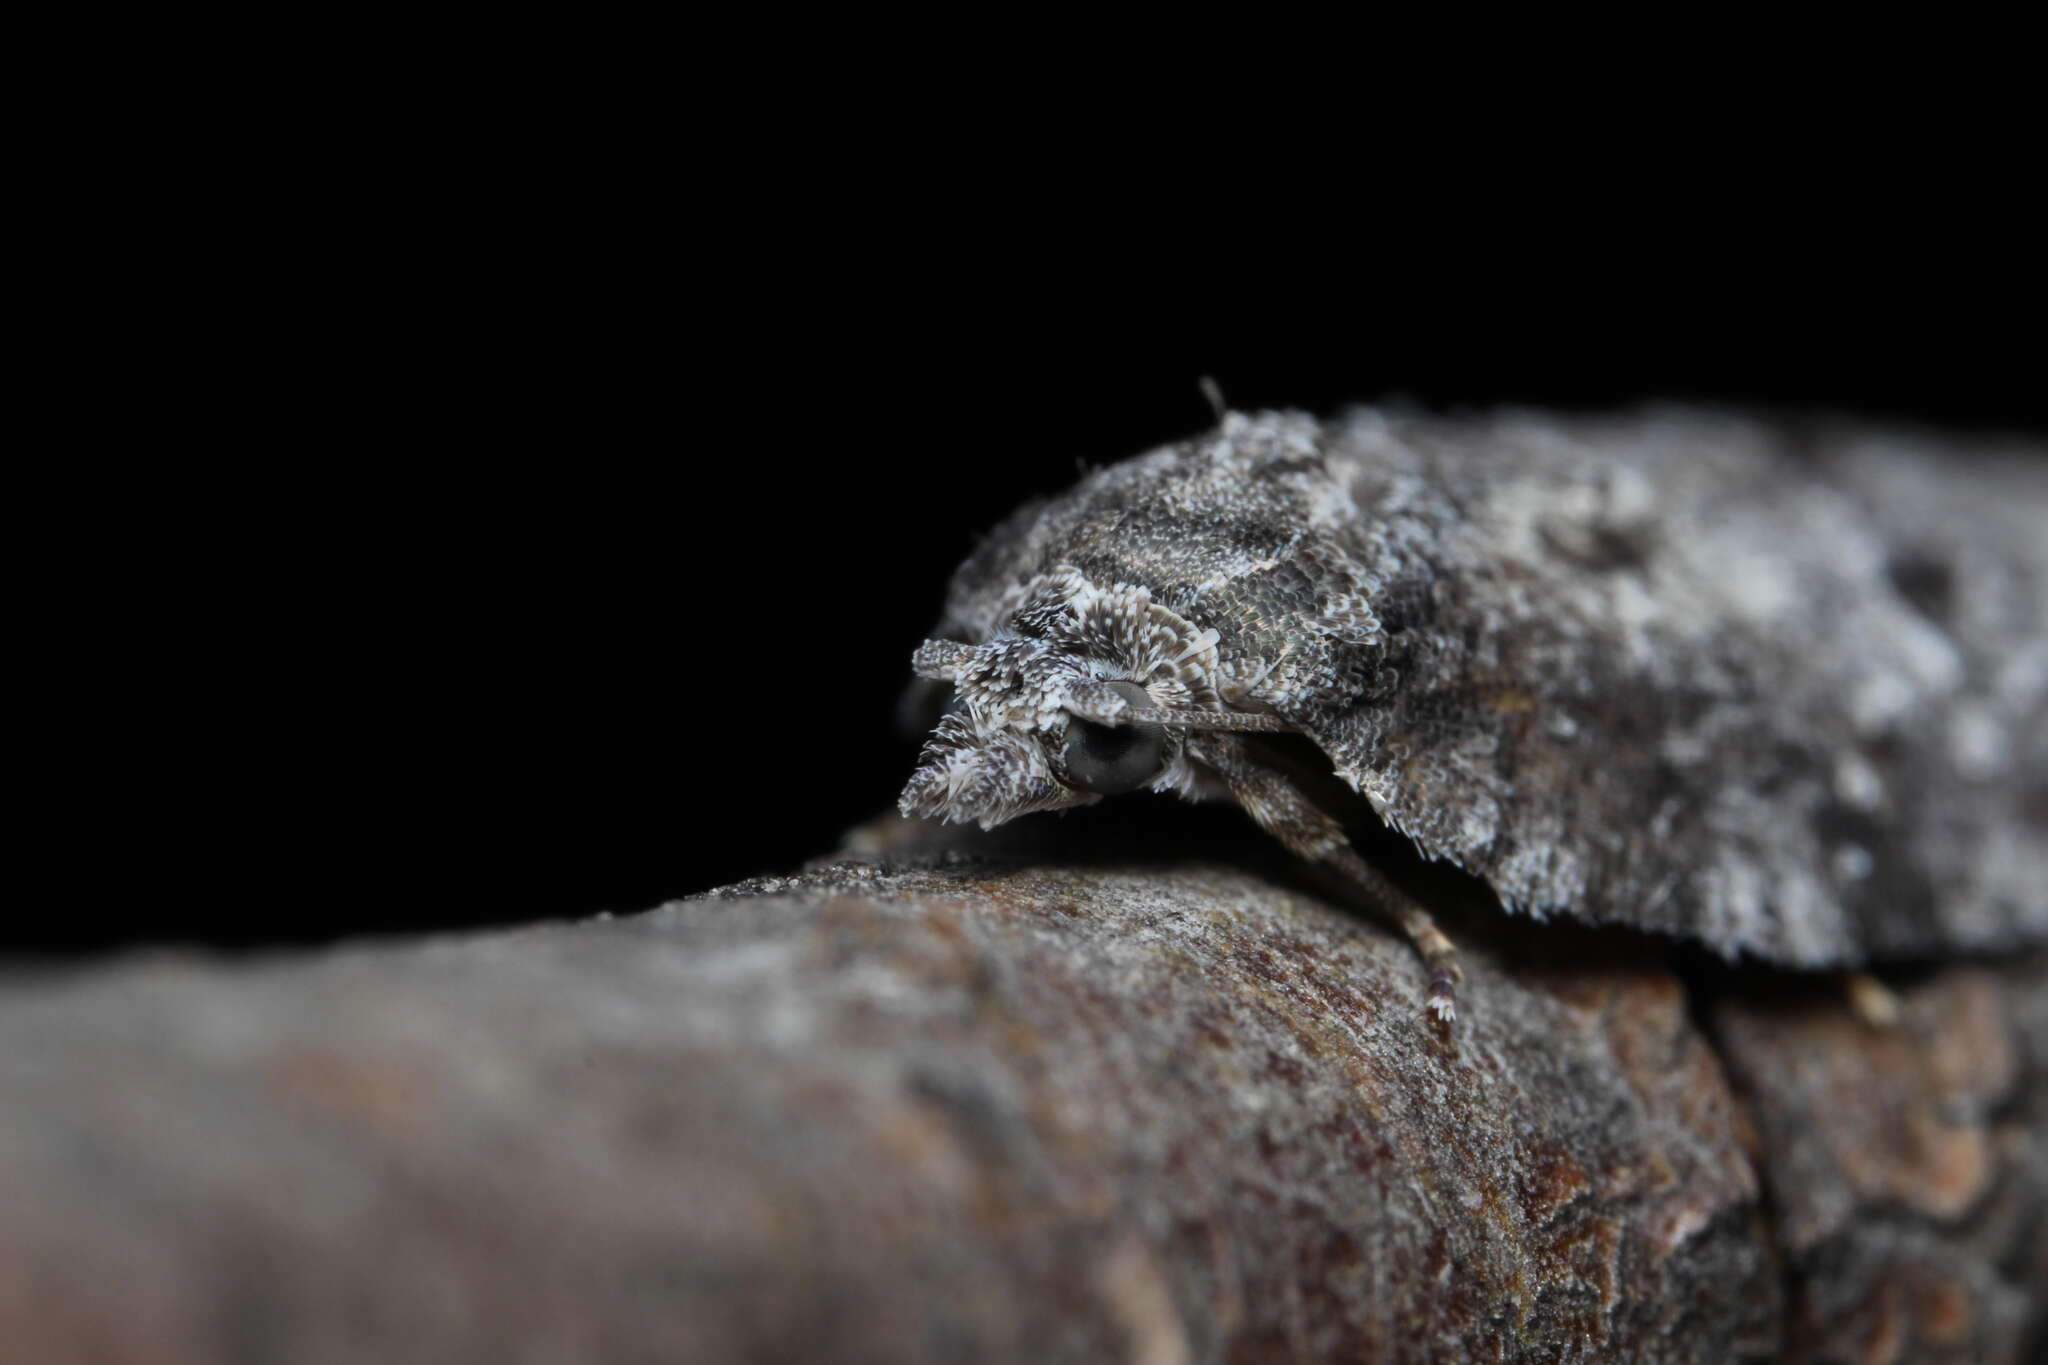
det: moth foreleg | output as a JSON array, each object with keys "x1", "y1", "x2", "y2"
[
  {"x1": 1190, "y1": 736, "x2": 1464, "y2": 1026},
  {"x1": 1844, "y1": 971, "x2": 1901, "y2": 1028},
  {"x1": 1323, "y1": 844, "x2": 1463, "y2": 1024}
]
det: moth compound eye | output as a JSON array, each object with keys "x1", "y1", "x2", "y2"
[{"x1": 1062, "y1": 682, "x2": 1167, "y2": 795}]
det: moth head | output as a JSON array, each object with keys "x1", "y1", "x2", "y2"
[{"x1": 897, "y1": 568, "x2": 1226, "y2": 829}]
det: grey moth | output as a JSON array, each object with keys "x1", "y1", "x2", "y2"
[{"x1": 899, "y1": 407, "x2": 2048, "y2": 1021}]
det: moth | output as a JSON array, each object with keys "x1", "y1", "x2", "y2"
[{"x1": 898, "y1": 406, "x2": 2048, "y2": 1023}]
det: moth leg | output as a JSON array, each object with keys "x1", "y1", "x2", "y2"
[
  {"x1": 1844, "y1": 971, "x2": 1901, "y2": 1028},
  {"x1": 1189, "y1": 736, "x2": 1463, "y2": 1025},
  {"x1": 1323, "y1": 844, "x2": 1463, "y2": 1024}
]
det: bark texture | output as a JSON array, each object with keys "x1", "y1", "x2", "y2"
[{"x1": 1, "y1": 813, "x2": 2042, "y2": 1363}]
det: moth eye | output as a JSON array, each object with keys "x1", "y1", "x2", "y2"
[{"x1": 1062, "y1": 681, "x2": 1167, "y2": 795}]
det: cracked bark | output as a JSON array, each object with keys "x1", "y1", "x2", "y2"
[{"x1": 1, "y1": 809, "x2": 2041, "y2": 1363}]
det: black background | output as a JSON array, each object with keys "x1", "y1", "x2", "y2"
[{"x1": 24, "y1": 20, "x2": 2043, "y2": 955}]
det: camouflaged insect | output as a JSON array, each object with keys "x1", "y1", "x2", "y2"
[{"x1": 899, "y1": 407, "x2": 2048, "y2": 1021}]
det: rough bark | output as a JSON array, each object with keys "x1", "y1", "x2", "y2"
[{"x1": 1, "y1": 812, "x2": 2041, "y2": 1363}]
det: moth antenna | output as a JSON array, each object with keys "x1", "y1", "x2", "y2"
[
  {"x1": 1119, "y1": 706, "x2": 1295, "y2": 734},
  {"x1": 1198, "y1": 375, "x2": 1228, "y2": 424}
]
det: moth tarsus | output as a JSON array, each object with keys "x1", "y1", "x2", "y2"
[
  {"x1": 1330, "y1": 843, "x2": 1464, "y2": 1027},
  {"x1": 1187, "y1": 725, "x2": 1465, "y2": 1022},
  {"x1": 897, "y1": 406, "x2": 2048, "y2": 1022},
  {"x1": 1843, "y1": 972, "x2": 1902, "y2": 1029}
]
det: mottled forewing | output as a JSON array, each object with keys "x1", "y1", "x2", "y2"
[
  {"x1": 920, "y1": 409, "x2": 2048, "y2": 965},
  {"x1": 1310, "y1": 408, "x2": 2048, "y2": 964}
]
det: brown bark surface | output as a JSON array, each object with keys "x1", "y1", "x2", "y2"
[{"x1": 1, "y1": 812, "x2": 2041, "y2": 1363}]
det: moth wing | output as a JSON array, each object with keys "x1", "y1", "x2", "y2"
[{"x1": 1290, "y1": 408, "x2": 2048, "y2": 967}]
